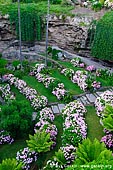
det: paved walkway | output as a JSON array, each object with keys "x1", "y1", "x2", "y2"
[{"x1": 32, "y1": 87, "x2": 113, "y2": 119}]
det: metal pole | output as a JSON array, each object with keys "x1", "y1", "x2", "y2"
[
  {"x1": 45, "y1": 0, "x2": 50, "y2": 67},
  {"x1": 17, "y1": 0, "x2": 22, "y2": 69}
]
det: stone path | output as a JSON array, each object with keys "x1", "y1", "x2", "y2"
[{"x1": 32, "y1": 88, "x2": 113, "y2": 119}]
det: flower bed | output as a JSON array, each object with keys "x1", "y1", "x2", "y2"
[
  {"x1": 0, "y1": 84, "x2": 15, "y2": 103},
  {"x1": 34, "y1": 107, "x2": 58, "y2": 148},
  {"x1": 30, "y1": 64, "x2": 68, "y2": 100},
  {"x1": 95, "y1": 90, "x2": 113, "y2": 149},
  {"x1": 3, "y1": 74, "x2": 48, "y2": 110},
  {"x1": 44, "y1": 101, "x2": 87, "y2": 169}
]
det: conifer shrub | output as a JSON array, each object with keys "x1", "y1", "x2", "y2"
[{"x1": 91, "y1": 11, "x2": 113, "y2": 61}]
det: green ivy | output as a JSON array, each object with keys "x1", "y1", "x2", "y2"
[
  {"x1": 9, "y1": 4, "x2": 42, "y2": 42},
  {"x1": 91, "y1": 11, "x2": 113, "y2": 61}
]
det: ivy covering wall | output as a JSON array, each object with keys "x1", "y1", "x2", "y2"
[
  {"x1": 91, "y1": 11, "x2": 113, "y2": 61},
  {"x1": 9, "y1": 4, "x2": 42, "y2": 42}
]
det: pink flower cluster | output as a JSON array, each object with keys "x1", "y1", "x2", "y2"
[
  {"x1": 31, "y1": 63, "x2": 45, "y2": 75},
  {"x1": 0, "y1": 84, "x2": 15, "y2": 102},
  {"x1": 72, "y1": 70, "x2": 88, "y2": 91},
  {"x1": 34, "y1": 107, "x2": 57, "y2": 148},
  {"x1": 101, "y1": 129, "x2": 113, "y2": 149},
  {"x1": 95, "y1": 90, "x2": 113, "y2": 117},
  {"x1": 52, "y1": 83, "x2": 67, "y2": 100},
  {"x1": 16, "y1": 147, "x2": 38, "y2": 170},
  {"x1": 71, "y1": 58, "x2": 85, "y2": 68},
  {"x1": 92, "y1": 81, "x2": 101, "y2": 89},
  {"x1": 4, "y1": 74, "x2": 48, "y2": 110},
  {"x1": 62, "y1": 100, "x2": 87, "y2": 140},
  {"x1": 86, "y1": 65, "x2": 96, "y2": 72}
]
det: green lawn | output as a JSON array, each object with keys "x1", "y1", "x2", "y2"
[
  {"x1": 58, "y1": 60, "x2": 84, "y2": 72},
  {"x1": 22, "y1": 75, "x2": 59, "y2": 103},
  {"x1": 0, "y1": 139, "x2": 27, "y2": 162},
  {"x1": 85, "y1": 106, "x2": 104, "y2": 142},
  {"x1": 50, "y1": 69, "x2": 83, "y2": 95}
]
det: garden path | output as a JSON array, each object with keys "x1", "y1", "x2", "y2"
[{"x1": 32, "y1": 87, "x2": 113, "y2": 119}]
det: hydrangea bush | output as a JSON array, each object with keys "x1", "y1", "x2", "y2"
[
  {"x1": 16, "y1": 147, "x2": 38, "y2": 170},
  {"x1": 44, "y1": 101, "x2": 87, "y2": 169},
  {"x1": 34, "y1": 107, "x2": 58, "y2": 148},
  {"x1": 0, "y1": 130, "x2": 14, "y2": 145},
  {"x1": 52, "y1": 83, "x2": 67, "y2": 100},
  {"x1": 0, "y1": 84, "x2": 15, "y2": 103}
]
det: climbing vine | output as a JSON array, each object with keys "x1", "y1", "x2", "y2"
[{"x1": 9, "y1": 4, "x2": 42, "y2": 42}]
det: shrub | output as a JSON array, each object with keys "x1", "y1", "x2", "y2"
[
  {"x1": 0, "y1": 100, "x2": 33, "y2": 138},
  {"x1": 91, "y1": 11, "x2": 113, "y2": 61}
]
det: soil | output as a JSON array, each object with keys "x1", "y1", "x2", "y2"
[{"x1": 71, "y1": 6, "x2": 110, "y2": 19}]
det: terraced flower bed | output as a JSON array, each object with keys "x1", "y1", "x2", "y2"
[{"x1": 0, "y1": 58, "x2": 113, "y2": 169}]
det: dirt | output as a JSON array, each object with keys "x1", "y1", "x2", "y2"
[{"x1": 71, "y1": 6, "x2": 110, "y2": 19}]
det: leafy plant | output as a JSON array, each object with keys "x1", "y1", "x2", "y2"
[
  {"x1": 74, "y1": 138, "x2": 113, "y2": 165},
  {"x1": 26, "y1": 130, "x2": 53, "y2": 153},
  {"x1": 0, "y1": 158, "x2": 23, "y2": 170},
  {"x1": 102, "y1": 115, "x2": 113, "y2": 131},
  {"x1": 53, "y1": 149, "x2": 67, "y2": 165}
]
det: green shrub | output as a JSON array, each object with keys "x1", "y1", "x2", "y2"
[
  {"x1": 91, "y1": 11, "x2": 113, "y2": 61},
  {"x1": 0, "y1": 100, "x2": 33, "y2": 138}
]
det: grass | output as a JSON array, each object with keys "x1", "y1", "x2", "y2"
[
  {"x1": 85, "y1": 106, "x2": 104, "y2": 142},
  {"x1": 50, "y1": 69, "x2": 83, "y2": 95},
  {"x1": 58, "y1": 60, "x2": 84, "y2": 72},
  {"x1": 0, "y1": 1, "x2": 74, "y2": 16},
  {"x1": 0, "y1": 139, "x2": 27, "y2": 162},
  {"x1": 22, "y1": 75, "x2": 59, "y2": 103}
]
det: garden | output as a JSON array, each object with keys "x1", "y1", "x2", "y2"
[{"x1": 0, "y1": 0, "x2": 113, "y2": 170}]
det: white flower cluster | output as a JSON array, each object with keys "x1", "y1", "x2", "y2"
[
  {"x1": 0, "y1": 84, "x2": 15, "y2": 102},
  {"x1": 104, "y1": 0, "x2": 113, "y2": 9},
  {"x1": 16, "y1": 147, "x2": 38, "y2": 170},
  {"x1": 4, "y1": 74, "x2": 48, "y2": 110},
  {"x1": 61, "y1": 68, "x2": 74, "y2": 78},
  {"x1": 72, "y1": 70, "x2": 88, "y2": 91},
  {"x1": 95, "y1": 90, "x2": 113, "y2": 117},
  {"x1": 35, "y1": 73, "x2": 55, "y2": 88},
  {"x1": 52, "y1": 83, "x2": 67, "y2": 100}
]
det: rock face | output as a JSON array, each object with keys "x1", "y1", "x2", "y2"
[{"x1": 48, "y1": 15, "x2": 93, "y2": 51}]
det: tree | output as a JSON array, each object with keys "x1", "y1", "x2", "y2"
[
  {"x1": 0, "y1": 158, "x2": 23, "y2": 170},
  {"x1": 26, "y1": 130, "x2": 53, "y2": 153}
]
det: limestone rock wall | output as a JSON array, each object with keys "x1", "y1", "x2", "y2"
[{"x1": 48, "y1": 15, "x2": 93, "y2": 51}]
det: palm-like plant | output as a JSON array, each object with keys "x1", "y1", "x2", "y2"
[
  {"x1": 102, "y1": 115, "x2": 113, "y2": 131},
  {"x1": 74, "y1": 138, "x2": 113, "y2": 165},
  {"x1": 0, "y1": 158, "x2": 23, "y2": 170},
  {"x1": 26, "y1": 130, "x2": 53, "y2": 153},
  {"x1": 53, "y1": 149, "x2": 67, "y2": 165},
  {"x1": 103, "y1": 105, "x2": 113, "y2": 118}
]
